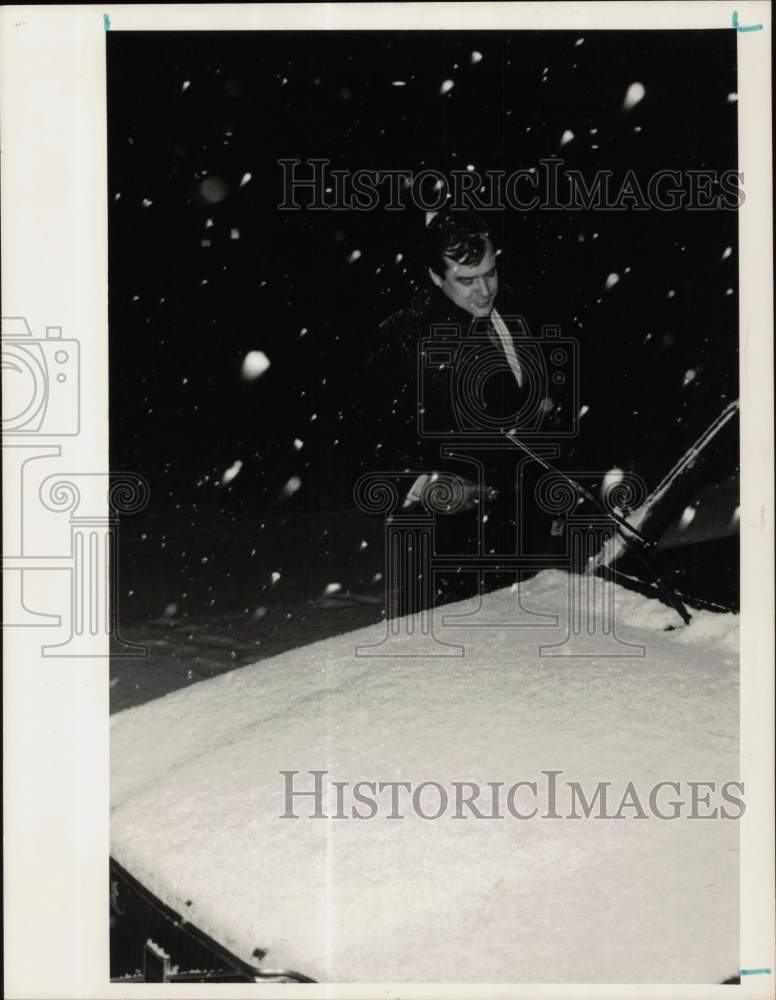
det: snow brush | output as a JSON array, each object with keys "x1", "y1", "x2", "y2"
[
  {"x1": 587, "y1": 399, "x2": 740, "y2": 573},
  {"x1": 502, "y1": 428, "x2": 693, "y2": 627}
]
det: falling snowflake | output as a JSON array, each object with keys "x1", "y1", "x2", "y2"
[
  {"x1": 623, "y1": 82, "x2": 646, "y2": 110},
  {"x1": 141, "y1": 198, "x2": 153, "y2": 207},
  {"x1": 392, "y1": 80, "x2": 407, "y2": 87},
  {"x1": 182, "y1": 81, "x2": 190, "y2": 92},
  {"x1": 230, "y1": 228, "x2": 240, "y2": 240},
  {"x1": 578, "y1": 404, "x2": 590, "y2": 417},
  {"x1": 293, "y1": 438, "x2": 304, "y2": 451},
  {"x1": 271, "y1": 571, "x2": 281, "y2": 585},
  {"x1": 682, "y1": 369, "x2": 697, "y2": 387},
  {"x1": 439, "y1": 79, "x2": 455, "y2": 95},
  {"x1": 359, "y1": 540, "x2": 369, "y2": 550},
  {"x1": 602, "y1": 468, "x2": 624, "y2": 498},
  {"x1": 163, "y1": 602, "x2": 178, "y2": 618},
  {"x1": 348, "y1": 249, "x2": 362, "y2": 263},
  {"x1": 281, "y1": 475, "x2": 302, "y2": 497},
  {"x1": 574, "y1": 37, "x2": 585, "y2": 47},
  {"x1": 199, "y1": 177, "x2": 228, "y2": 204},
  {"x1": 324, "y1": 583, "x2": 342, "y2": 596},
  {"x1": 241, "y1": 351, "x2": 271, "y2": 380},
  {"x1": 560, "y1": 130, "x2": 575, "y2": 146},
  {"x1": 221, "y1": 460, "x2": 243, "y2": 485},
  {"x1": 470, "y1": 51, "x2": 483, "y2": 64},
  {"x1": 721, "y1": 246, "x2": 732, "y2": 260},
  {"x1": 604, "y1": 273, "x2": 620, "y2": 291},
  {"x1": 727, "y1": 92, "x2": 738, "y2": 103},
  {"x1": 239, "y1": 172, "x2": 252, "y2": 188},
  {"x1": 679, "y1": 506, "x2": 696, "y2": 529}
]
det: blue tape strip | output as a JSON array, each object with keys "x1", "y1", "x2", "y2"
[{"x1": 732, "y1": 11, "x2": 764, "y2": 31}]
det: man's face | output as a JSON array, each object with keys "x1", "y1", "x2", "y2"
[{"x1": 429, "y1": 238, "x2": 499, "y2": 318}]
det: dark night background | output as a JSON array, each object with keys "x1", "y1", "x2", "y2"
[{"x1": 107, "y1": 29, "x2": 739, "y2": 692}]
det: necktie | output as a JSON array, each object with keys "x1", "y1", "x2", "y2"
[{"x1": 488, "y1": 309, "x2": 524, "y2": 388}]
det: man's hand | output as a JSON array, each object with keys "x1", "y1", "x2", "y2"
[{"x1": 402, "y1": 473, "x2": 498, "y2": 514}]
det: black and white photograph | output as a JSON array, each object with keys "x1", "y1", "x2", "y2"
[{"x1": 2, "y1": 3, "x2": 774, "y2": 997}]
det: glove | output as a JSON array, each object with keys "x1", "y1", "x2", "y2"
[{"x1": 403, "y1": 474, "x2": 499, "y2": 514}]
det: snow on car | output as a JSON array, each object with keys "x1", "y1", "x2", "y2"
[{"x1": 111, "y1": 570, "x2": 739, "y2": 983}]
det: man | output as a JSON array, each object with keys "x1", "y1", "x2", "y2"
[
  {"x1": 425, "y1": 212, "x2": 500, "y2": 319},
  {"x1": 358, "y1": 208, "x2": 531, "y2": 474},
  {"x1": 355, "y1": 208, "x2": 556, "y2": 610}
]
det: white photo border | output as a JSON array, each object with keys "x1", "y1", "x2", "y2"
[{"x1": 2, "y1": 3, "x2": 773, "y2": 998}]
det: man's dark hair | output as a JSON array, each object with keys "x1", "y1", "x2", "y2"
[{"x1": 421, "y1": 208, "x2": 496, "y2": 278}]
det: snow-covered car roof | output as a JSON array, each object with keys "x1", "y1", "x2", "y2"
[{"x1": 111, "y1": 570, "x2": 739, "y2": 983}]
